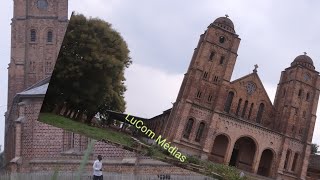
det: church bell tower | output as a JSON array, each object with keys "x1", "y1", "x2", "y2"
[
  {"x1": 175, "y1": 15, "x2": 241, "y2": 108},
  {"x1": 7, "y1": 0, "x2": 68, "y2": 108},
  {"x1": 274, "y1": 53, "x2": 320, "y2": 142},
  {"x1": 166, "y1": 15, "x2": 241, "y2": 141}
]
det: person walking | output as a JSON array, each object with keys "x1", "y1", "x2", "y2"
[{"x1": 93, "y1": 155, "x2": 103, "y2": 180}]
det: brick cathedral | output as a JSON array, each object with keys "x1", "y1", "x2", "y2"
[
  {"x1": 148, "y1": 16, "x2": 320, "y2": 179},
  {"x1": 3, "y1": 0, "x2": 320, "y2": 179}
]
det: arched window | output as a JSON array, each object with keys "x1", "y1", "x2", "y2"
[
  {"x1": 291, "y1": 153, "x2": 299, "y2": 172},
  {"x1": 219, "y1": 36, "x2": 225, "y2": 43},
  {"x1": 256, "y1": 103, "x2": 265, "y2": 123},
  {"x1": 219, "y1": 56, "x2": 225, "y2": 65},
  {"x1": 241, "y1": 100, "x2": 248, "y2": 118},
  {"x1": 298, "y1": 89, "x2": 302, "y2": 97},
  {"x1": 30, "y1": 29, "x2": 36, "y2": 42},
  {"x1": 235, "y1": 98, "x2": 242, "y2": 116},
  {"x1": 195, "y1": 122, "x2": 205, "y2": 142},
  {"x1": 213, "y1": 76, "x2": 219, "y2": 82},
  {"x1": 196, "y1": 90, "x2": 202, "y2": 99},
  {"x1": 284, "y1": 149, "x2": 291, "y2": 170},
  {"x1": 183, "y1": 118, "x2": 194, "y2": 139},
  {"x1": 248, "y1": 103, "x2": 254, "y2": 119},
  {"x1": 29, "y1": 61, "x2": 36, "y2": 72},
  {"x1": 45, "y1": 61, "x2": 52, "y2": 73},
  {"x1": 47, "y1": 31, "x2": 53, "y2": 42},
  {"x1": 224, "y1": 91, "x2": 234, "y2": 113},
  {"x1": 306, "y1": 92, "x2": 310, "y2": 101},
  {"x1": 209, "y1": 51, "x2": 215, "y2": 60}
]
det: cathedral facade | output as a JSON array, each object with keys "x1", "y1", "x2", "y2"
[{"x1": 148, "y1": 16, "x2": 320, "y2": 180}]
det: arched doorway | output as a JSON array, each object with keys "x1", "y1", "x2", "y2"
[
  {"x1": 258, "y1": 149, "x2": 274, "y2": 177},
  {"x1": 210, "y1": 134, "x2": 229, "y2": 163},
  {"x1": 229, "y1": 136, "x2": 257, "y2": 172}
]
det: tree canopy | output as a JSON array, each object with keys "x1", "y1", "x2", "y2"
[{"x1": 42, "y1": 13, "x2": 131, "y2": 123}]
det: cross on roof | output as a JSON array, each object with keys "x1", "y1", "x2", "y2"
[
  {"x1": 253, "y1": 64, "x2": 258, "y2": 73},
  {"x1": 225, "y1": 14, "x2": 229, "y2": 18},
  {"x1": 304, "y1": 52, "x2": 307, "y2": 55}
]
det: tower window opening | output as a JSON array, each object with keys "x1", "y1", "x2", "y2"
[
  {"x1": 183, "y1": 118, "x2": 194, "y2": 139},
  {"x1": 203, "y1": 71, "x2": 208, "y2": 79},
  {"x1": 30, "y1": 29, "x2": 36, "y2": 42},
  {"x1": 196, "y1": 90, "x2": 202, "y2": 99},
  {"x1": 208, "y1": 94, "x2": 213, "y2": 102},
  {"x1": 209, "y1": 51, "x2": 215, "y2": 60},
  {"x1": 283, "y1": 89, "x2": 286, "y2": 97},
  {"x1": 298, "y1": 89, "x2": 302, "y2": 98},
  {"x1": 220, "y1": 56, "x2": 225, "y2": 65},
  {"x1": 213, "y1": 76, "x2": 219, "y2": 82},
  {"x1": 47, "y1": 31, "x2": 53, "y2": 42},
  {"x1": 306, "y1": 92, "x2": 310, "y2": 101},
  {"x1": 299, "y1": 128, "x2": 303, "y2": 135},
  {"x1": 219, "y1": 36, "x2": 225, "y2": 43}
]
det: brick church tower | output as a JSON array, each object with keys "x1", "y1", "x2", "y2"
[
  {"x1": 273, "y1": 54, "x2": 320, "y2": 178},
  {"x1": 274, "y1": 54, "x2": 319, "y2": 141},
  {"x1": 164, "y1": 15, "x2": 241, "y2": 141},
  {"x1": 7, "y1": 0, "x2": 68, "y2": 108}
]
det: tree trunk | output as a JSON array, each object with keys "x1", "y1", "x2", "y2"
[
  {"x1": 71, "y1": 110, "x2": 78, "y2": 119},
  {"x1": 63, "y1": 108, "x2": 69, "y2": 117},
  {"x1": 76, "y1": 111, "x2": 84, "y2": 121},
  {"x1": 67, "y1": 109, "x2": 73, "y2": 118},
  {"x1": 85, "y1": 113, "x2": 95, "y2": 125},
  {"x1": 56, "y1": 103, "x2": 65, "y2": 115}
]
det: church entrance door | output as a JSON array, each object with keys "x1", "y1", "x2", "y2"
[
  {"x1": 228, "y1": 136, "x2": 257, "y2": 172},
  {"x1": 257, "y1": 149, "x2": 274, "y2": 177}
]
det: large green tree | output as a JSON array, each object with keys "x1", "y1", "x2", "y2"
[{"x1": 42, "y1": 13, "x2": 131, "y2": 123}]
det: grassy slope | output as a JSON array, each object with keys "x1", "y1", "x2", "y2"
[
  {"x1": 39, "y1": 113, "x2": 134, "y2": 147},
  {"x1": 39, "y1": 113, "x2": 247, "y2": 180}
]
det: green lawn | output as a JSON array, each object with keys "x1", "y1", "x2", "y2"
[{"x1": 39, "y1": 113, "x2": 134, "y2": 147}]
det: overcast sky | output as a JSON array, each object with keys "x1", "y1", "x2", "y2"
[{"x1": 1, "y1": 0, "x2": 320, "y2": 152}]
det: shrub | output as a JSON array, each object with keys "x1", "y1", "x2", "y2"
[
  {"x1": 147, "y1": 146, "x2": 157, "y2": 156},
  {"x1": 211, "y1": 164, "x2": 249, "y2": 180},
  {"x1": 187, "y1": 155, "x2": 201, "y2": 165}
]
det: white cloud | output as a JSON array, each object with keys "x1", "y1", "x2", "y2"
[{"x1": 124, "y1": 63, "x2": 183, "y2": 118}]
